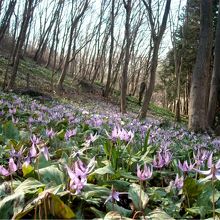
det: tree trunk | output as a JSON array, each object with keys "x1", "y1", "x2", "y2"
[
  {"x1": 0, "y1": 0, "x2": 17, "y2": 43},
  {"x1": 104, "y1": 0, "x2": 115, "y2": 97},
  {"x1": 121, "y1": 0, "x2": 132, "y2": 113},
  {"x1": 139, "y1": 0, "x2": 171, "y2": 119},
  {"x1": 7, "y1": 0, "x2": 36, "y2": 90},
  {"x1": 207, "y1": 0, "x2": 220, "y2": 128},
  {"x1": 139, "y1": 42, "x2": 160, "y2": 118},
  {"x1": 56, "y1": 0, "x2": 89, "y2": 93},
  {"x1": 188, "y1": 0, "x2": 213, "y2": 131}
]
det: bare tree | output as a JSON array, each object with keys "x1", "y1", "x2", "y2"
[
  {"x1": 139, "y1": 0, "x2": 171, "y2": 119},
  {"x1": 0, "y1": 0, "x2": 17, "y2": 43},
  {"x1": 121, "y1": 0, "x2": 132, "y2": 113},
  {"x1": 103, "y1": 0, "x2": 115, "y2": 97},
  {"x1": 7, "y1": 0, "x2": 39, "y2": 90},
  {"x1": 56, "y1": 0, "x2": 89, "y2": 92}
]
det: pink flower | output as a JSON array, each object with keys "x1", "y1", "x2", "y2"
[
  {"x1": 0, "y1": 158, "x2": 17, "y2": 176},
  {"x1": 137, "y1": 164, "x2": 153, "y2": 181},
  {"x1": 194, "y1": 153, "x2": 220, "y2": 181},
  {"x1": 66, "y1": 157, "x2": 95, "y2": 194},
  {"x1": 65, "y1": 129, "x2": 77, "y2": 141},
  {"x1": 170, "y1": 174, "x2": 184, "y2": 189},
  {"x1": 104, "y1": 186, "x2": 127, "y2": 204},
  {"x1": 178, "y1": 160, "x2": 194, "y2": 172}
]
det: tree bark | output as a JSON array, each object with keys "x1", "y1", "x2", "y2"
[
  {"x1": 207, "y1": 0, "x2": 220, "y2": 128},
  {"x1": 7, "y1": 0, "x2": 37, "y2": 90},
  {"x1": 139, "y1": 0, "x2": 171, "y2": 119},
  {"x1": 104, "y1": 0, "x2": 115, "y2": 97},
  {"x1": 0, "y1": 0, "x2": 17, "y2": 43},
  {"x1": 121, "y1": 0, "x2": 132, "y2": 113},
  {"x1": 56, "y1": 0, "x2": 89, "y2": 93},
  {"x1": 188, "y1": 0, "x2": 213, "y2": 131}
]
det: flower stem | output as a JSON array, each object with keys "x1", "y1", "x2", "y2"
[
  {"x1": 212, "y1": 178, "x2": 215, "y2": 220},
  {"x1": 139, "y1": 180, "x2": 142, "y2": 211},
  {"x1": 10, "y1": 174, "x2": 13, "y2": 193}
]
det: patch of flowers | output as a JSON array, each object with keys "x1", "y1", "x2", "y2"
[{"x1": 0, "y1": 91, "x2": 219, "y2": 219}]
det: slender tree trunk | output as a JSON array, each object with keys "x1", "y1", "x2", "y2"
[
  {"x1": 121, "y1": 0, "x2": 132, "y2": 113},
  {"x1": 139, "y1": 0, "x2": 171, "y2": 119},
  {"x1": 188, "y1": 0, "x2": 213, "y2": 131},
  {"x1": 104, "y1": 0, "x2": 115, "y2": 97},
  {"x1": 7, "y1": 0, "x2": 36, "y2": 90},
  {"x1": 0, "y1": 0, "x2": 17, "y2": 43},
  {"x1": 56, "y1": 0, "x2": 89, "y2": 92},
  {"x1": 139, "y1": 42, "x2": 160, "y2": 118}
]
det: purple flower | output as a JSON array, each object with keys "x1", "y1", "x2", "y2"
[
  {"x1": 84, "y1": 133, "x2": 99, "y2": 147},
  {"x1": 153, "y1": 147, "x2": 172, "y2": 168},
  {"x1": 178, "y1": 160, "x2": 194, "y2": 172},
  {"x1": 163, "y1": 150, "x2": 172, "y2": 166},
  {"x1": 137, "y1": 164, "x2": 153, "y2": 181},
  {"x1": 212, "y1": 139, "x2": 220, "y2": 150},
  {"x1": 46, "y1": 128, "x2": 56, "y2": 139},
  {"x1": 153, "y1": 153, "x2": 165, "y2": 168},
  {"x1": 10, "y1": 147, "x2": 25, "y2": 169},
  {"x1": 66, "y1": 157, "x2": 95, "y2": 194},
  {"x1": 104, "y1": 186, "x2": 128, "y2": 204},
  {"x1": 170, "y1": 174, "x2": 184, "y2": 189},
  {"x1": 9, "y1": 108, "x2": 16, "y2": 115},
  {"x1": 12, "y1": 116, "x2": 19, "y2": 124},
  {"x1": 30, "y1": 134, "x2": 41, "y2": 146},
  {"x1": 108, "y1": 126, "x2": 134, "y2": 143},
  {"x1": 194, "y1": 153, "x2": 220, "y2": 181},
  {"x1": 0, "y1": 158, "x2": 17, "y2": 176},
  {"x1": 105, "y1": 187, "x2": 120, "y2": 204},
  {"x1": 193, "y1": 149, "x2": 210, "y2": 166},
  {"x1": 65, "y1": 129, "x2": 77, "y2": 141},
  {"x1": 40, "y1": 146, "x2": 50, "y2": 161},
  {"x1": 29, "y1": 143, "x2": 37, "y2": 158}
]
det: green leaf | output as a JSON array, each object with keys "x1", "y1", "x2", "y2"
[
  {"x1": 13, "y1": 185, "x2": 66, "y2": 219},
  {"x1": 104, "y1": 211, "x2": 122, "y2": 220},
  {"x1": 183, "y1": 177, "x2": 204, "y2": 206},
  {"x1": 38, "y1": 165, "x2": 65, "y2": 185},
  {"x1": 106, "y1": 180, "x2": 130, "y2": 192},
  {"x1": 143, "y1": 128, "x2": 150, "y2": 152},
  {"x1": 90, "y1": 207, "x2": 105, "y2": 218},
  {"x1": 48, "y1": 193, "x2": 75, "y2": 218},
  {"x1": 3, "y1": 121, "x2": 19, "y2": 141},
  {"x1": 22, "y1": 164, "x2": 34, "y2": 177},
  {"x1": 92, "y1": 165, "x2": 114, "y2": 175},
  {"x1": 119, "y1": 171, "x2": 138, "y2": 180},
  {"x1": 104, "y1": 202, "x2": 132, "y2": 219},
  {"x1": 186, "y1": 206, "x2": 209, "y2": 218},
  {"x1": 0, "y1": 192, "x2": 25, "y2": 219},
  {"x1": 128, "y1": 183, "x2": 149, "y2": 210},
  {"x1": 83, "y1": 184, "x2": 110, "y2": 199},
  {"x1": 148, "y1": 208, "x2": 175, "y2": 220},
  {"x1": 15, "y1": 177, "x2": 45, "y2": 195}
]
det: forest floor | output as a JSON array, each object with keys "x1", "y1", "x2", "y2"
[
  {"x1": 0, "y1": 54, "x2": 219, "y2": 220},
  {"x1": 0, "y1": 53, "x2": 184, "y2": 125}
]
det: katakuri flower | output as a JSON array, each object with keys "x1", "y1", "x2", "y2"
[
  {"x1": 0, "y1": 158, "x2": 17, "y2": 176},
  {"x1": 194, "y1": 153, "x2": 220, "y2": 181},
  {"x1": 104, "y1": 185, "x2": 128, "y2": 204},
  {"x1": 66, "y1": 157, "x2": 95, "y2": 194},
  {"x1": 137, "y1": 164, "x2": 153, "y2": 181},
  {"x1": 170, "y1": 174, "x2": 184, "y2": 189},
  {"x1": 178, "y1": 160, "x2": 194, "y2": 172}
]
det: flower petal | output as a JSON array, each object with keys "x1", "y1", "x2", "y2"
[
  {"x1": 0, "y1": 166, "x2": 9, "y2": 176},
  {"x1": 194, "y1": 168, "x2": 211, "y2": 176},
  {"x1": 9, "y1": 158, "x2": 17, "y2": 173}
]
